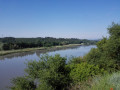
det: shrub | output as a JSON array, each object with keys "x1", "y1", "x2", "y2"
[
  {"x1": 69, "y1": 62, "x2": 104, "y2": 84},
  {"x1": 11, "y1": 77, "x2": 36, "y2": 90},
  {"x1": 83, "y1": 48, "x2": 101, "y2": 65},
  {"x1": 68, "y1": 57, "x2": 84, "y2": 65},
  {"x1": 84, "y1": 48, "x2": 119, "y2": 72},
  {"x1": 25, "y1": 54, "x2": 71, "y2": 90}
]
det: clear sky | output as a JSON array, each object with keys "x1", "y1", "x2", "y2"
[{"x1": 0, "y1": 0, "x2": 120, "y2": 39}]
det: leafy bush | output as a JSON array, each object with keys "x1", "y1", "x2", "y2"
[
  {"x1": 11, "y1": 77, "x2": 36, "y2": 90},
  {"x1": 83, "y1": 48, "x2": 101, "y2": 65},
  {"x1": 69, "y1": 62, "x2": 104, "y2": 83},
  {"x1": 24, "y1": 54, "x2": 71, "y2": 90},
  {"x1": 96, "y1": 37, "x2": 107, "y2": 52},
  {"x1": 84, "y1": 48, "x2": 118, "y2": 72},
  {"x1": 68, "y1": 56, "x2": 84, "y2": 65}
]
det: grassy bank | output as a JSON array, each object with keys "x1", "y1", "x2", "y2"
[
  {"x1": 88, "y1": 72, "x2": 120, "y2": 90},
  {"x1": 0, "y1": 44, "x2": 81, "y2": 56},
  {"x1": 69, "y1": 72, "x2": 120, "y2": 90}
]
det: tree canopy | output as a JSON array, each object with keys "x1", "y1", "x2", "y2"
[{"x1": 0, "y1": 37, "x2": 97, "y2": 50}]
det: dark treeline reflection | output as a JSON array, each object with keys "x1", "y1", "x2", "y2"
[
  {"x1": 0, "y1": 52, "x2": 35, "y2": 60},
  {"x1": 0, "y1": 46, "x2": 80, "y2": 60}
]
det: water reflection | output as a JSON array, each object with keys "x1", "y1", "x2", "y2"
[
  {"x1": 0, "y1": 51, "x2": 35, "y2": 60},
  {"x1": 35, "y1": 46, "x2": 80, "y2": 57},
  {"x1": 0, "y1": 46, "x2": 80, "y2": 60}
]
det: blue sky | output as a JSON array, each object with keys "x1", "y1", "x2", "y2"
[{"x1": 0, "y1": 0, "x2": 120, "y2": 39}]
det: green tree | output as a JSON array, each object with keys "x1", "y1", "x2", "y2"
[
  {"x1": 12, "y1": 54, "x2": 71, "y2": 90},
  {"x1": 2, "y1": 43, "x2": 10, "y2": 50},
  {"x1": 84, "y1": 22, "x2": 120, "y2": 72},
  {"x1": 11, "y1": 77, "x2": 36, "y2": 90},
  {"x1": 69, "y1": 62, "x2": 104, "y2": 83}
]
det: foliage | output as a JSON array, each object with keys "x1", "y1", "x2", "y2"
[
  {"x1": 69, "y1": 62, "x2": 104, "y2": 83},
  {"x1": 102, "y1": 23, "x2": 120, "y2": 67},
  {"x1": 0, "y1": 37, "x2": 97, "y2": 50},
  {"x1": 96, "y1": 37, "x2": 107, "y2": 52},
  {"x1": 68, "y1": 57, "x2": 84, "y2": 65},
  {"x1": 2, "y1": 43, "x2": 11, "y2": 50},
  {"x1": 84, "y1": 23, "x2": 120, "y2": 72},
  {"x1": 11, "y1": 77, "x2": 36, "y2": 90},
  {"x1": 36, "y1": 82, "x2": 54, "y2": 90},
  {"x1": 11, "y1": 55, "x2": 105, "y2": 90},
  {"x1": 68, "y1": 22, "x2": 120, "y2": 89},
  {"x1": 89, "y1": 72, "x2": 120, "y2": 90},
  {"x1": 83, "y1": 48, "x2": 101, "y2": 65},
  {"x1": 108, "y1": 22, "x2": 120, "y2": 38},
  {"x1": 84, "y1": 48, "x2": 118, "y2": 72},
  {"x1": 0, "y1": 42, "x2": 3, "y2": 50},
  {"x1": 24, "y1": 54, "x2": 70, "y2": 90}
]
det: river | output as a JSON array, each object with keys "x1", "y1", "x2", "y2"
[{"x1": 0, "y1": 45, "x2": 96, "y2": 90}]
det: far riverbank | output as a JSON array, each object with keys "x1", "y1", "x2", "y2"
[{"x1": 0, "y1": 44, "x2": 82, "y2": 56}]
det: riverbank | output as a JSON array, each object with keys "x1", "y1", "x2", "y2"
[{"x1": 0, "y1": 44, "x2": 81, "y2": 56}]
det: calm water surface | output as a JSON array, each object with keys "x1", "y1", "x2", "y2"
[{"x1": 0, "y1": 45, "x2": 96, "y2": 90}]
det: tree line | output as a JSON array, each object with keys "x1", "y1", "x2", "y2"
[{"x1": 0, "y1": 37, "x2": 97, "y2": 50}]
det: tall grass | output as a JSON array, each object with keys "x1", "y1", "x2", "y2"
[
  {"x1": 70, "y1": 72, "x2": 120, "y2": 90},
  {"x1": 89, "y1": 72, "x2": 120, "y2": 90}
]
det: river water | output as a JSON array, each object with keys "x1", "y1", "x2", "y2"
[{"x1": 0, "y1": 45, "x2": 96, "y2": 90}]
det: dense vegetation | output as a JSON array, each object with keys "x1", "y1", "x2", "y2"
[
  {"x1": 89, "y1": 72, "x2": 120, "y2": 90},
  {"x1": 0, "y1": 37, "x2": 97, "y2": 50},
  {"x1": 0, "y1": 42, "x2": 3, "y2": 50},
  {"x1": 10, "y1": 22, "x2": 120, "y2": 90},
  {"x1": 11, "y1": 54, "x2": 103, "y2": 90},
  {"x1": 84, "y1": 23, "x2": 120, "y2": 72}
]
